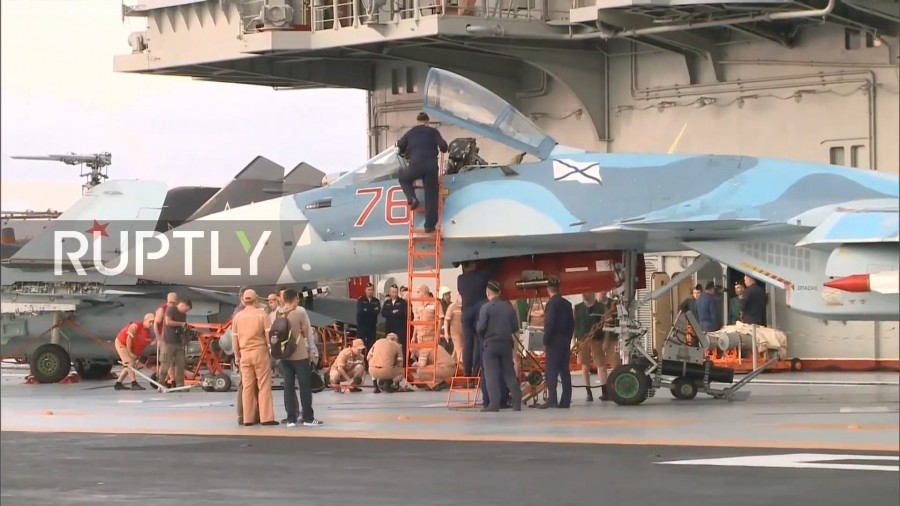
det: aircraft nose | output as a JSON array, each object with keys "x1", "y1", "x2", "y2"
[{"x1": 130, "y1": 198, "x2": 294, "y2": 287}]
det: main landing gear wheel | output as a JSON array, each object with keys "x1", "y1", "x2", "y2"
[
  {"x1": 670, "y1": 377, "x2": 698, "y2": 400},
  {"x1": 29, "y1": 343, "x2": 72, "y2": 384},
  {"x1": 607, "y1": 364, "x2": 650, "y2": 406},
  {"x1": 74, "y1": 361, "x2": 113, "y2": 380},
  {"x1": 213, "y1": 372, "x2": 232, "y2": 392}
]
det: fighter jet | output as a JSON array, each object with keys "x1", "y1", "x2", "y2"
[
  {"x1": 0, "y1": 156, "x2": 350, "y2": 382},
  {"x1": 111, "y1": 68, "x2": 899, "y2": 322}
]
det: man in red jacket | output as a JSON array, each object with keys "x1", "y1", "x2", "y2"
[{"x1": 114, "y1": 313, "x2": 156, "y2": 391}]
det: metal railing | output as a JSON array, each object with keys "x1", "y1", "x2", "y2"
[{"x1": 309, "y1": 0, "x2": 555, "y2": 32}]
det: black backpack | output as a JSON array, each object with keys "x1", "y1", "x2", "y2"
[{"x1": 268, "y1": 309, "x2": 297, "y2": 359}]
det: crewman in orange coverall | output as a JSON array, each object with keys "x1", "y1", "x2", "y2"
[{"x1": 231, "y1": 289, "x2": 279, "y2": 426}]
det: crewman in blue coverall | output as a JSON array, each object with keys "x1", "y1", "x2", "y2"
[
  {"x1": 397, "y1": 112, "x2": 449, "y2": 233},
  {"x1": 537, "y1": 278, "x2": 574, "y2": 409}
]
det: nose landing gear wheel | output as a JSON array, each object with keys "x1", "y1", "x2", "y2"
[
  {"x1": 607, "y1": 365, "x2": 650, "y2": 406},
  {"x1": 670, "y1": 377, "x2": 698, "y2": 400},
  {"x1": 213, "y1": 372, "x2": 232, "y2": 392}
]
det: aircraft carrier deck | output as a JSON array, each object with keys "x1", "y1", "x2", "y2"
[{"x1": 2, "y1": 364, "x2": 897, "y2": 506}]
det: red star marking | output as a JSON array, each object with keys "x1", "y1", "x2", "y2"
[{"x1": 86, "y1": 219, "x2": 109, "y2": 238}]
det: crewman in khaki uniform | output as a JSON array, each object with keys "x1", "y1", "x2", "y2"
[
  {"x1": 231, "y1": 289, "x2": 279, "y2": 426},
  {"x1": 412, "y1": 284, "x2": 437, "y2": 346},
  {"x1": 415, "y1": 343, "x2": 457, "y2": 385},
  {"x1": 329, "y1": 338, "x2": 366, "y2": 391},
  {"x1": 443, "y1": 295, "x2": 464, "y2": 367},
  {"x1": 367, "y1": 333, "x2": 405, "y2": 393}
]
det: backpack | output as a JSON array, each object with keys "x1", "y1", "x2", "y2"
[{"x1": 268, "y1": 309, "x2": 297, "y2": 359}]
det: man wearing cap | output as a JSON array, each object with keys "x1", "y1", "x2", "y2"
[
  {"x1": 329, "y1": 338, "x2": 367, "y2": 391},
  {"x1": 381, "y1": 284, "x2": 408, "y2": 365},
  {"x1": 356, "y1": 282, "x2": 381, "y2": 351},
  {"x1": 397, "y1": 112, "x2": 449, "y2": 233},
  {"x1": 367, "y1": 333, "x2": 405, "y2": 393},
  {"x1": 476, "y1": 280, "x2": 522, "y2": 412},
  {"x1": 538, "y1": 278, "x2": 574, "y2": 409},
  {"x1": 113, "y1": 312, "x2": 156, "y2": 391},
  {"x1": 232, "y1": 289, "x2": 279, "y2": 426}
]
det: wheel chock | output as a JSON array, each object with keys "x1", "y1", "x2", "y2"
[
  {"x1": 23, "y1": 375, "x2": 37, "y2": 385},
  {"x1": 59, "y1": 373, "x2": 80, "y2": 384}
]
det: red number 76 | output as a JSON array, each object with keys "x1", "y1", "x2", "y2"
[{"x1": 354, "y1": 186, "x2": 410, "y2": 227}]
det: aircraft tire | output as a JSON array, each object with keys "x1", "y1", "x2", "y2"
[
  {"x1": 29, "y1": 344, "x2": 72, "y2": 384},
  {"x1": 670, "y1": 377, "x2": 698, "y2": 400},
  {"x1": 200, "y1": 374, "x2": 215, "y2": 392},
  {"x1": 310, "y1": 369, "x2": 326, "y2": 393},
  {"x1": 213, "y1": 372, "x2": 232, "y2": 392},
  {"x1": 74, "y1": 361, "x2": 114, "y2": 381},
  {"x1": 607, "y1": 365, "x2": 650, "y2": 406}
]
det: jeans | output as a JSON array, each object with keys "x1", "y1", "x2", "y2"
[{"x1": 281, "y1": 359, "x2": 315, "y2": 423}]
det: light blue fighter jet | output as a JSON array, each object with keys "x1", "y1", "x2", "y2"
[{"x1": 128, "y1": 68, "x2": 899, "y2": 322}]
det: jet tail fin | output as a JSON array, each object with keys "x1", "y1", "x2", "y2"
[
  {"x1": 186, "y1": 156, "x2": 285, "y2": 221},
  {"x1": 6, "y1": 180, "x2": 168, "y2": 267},
  {"x1": 284, "y1": 162, "x2": 325, "y2": 193}
]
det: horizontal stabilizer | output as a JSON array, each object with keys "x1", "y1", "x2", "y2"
[
  {"x1": 186, "y1": 156, "x2": 286, "y2": 221},
  {"x1": 8, "y1": 180, "x2": 169, "y2": 265},
  {"x1": 797, "y1": 207, "x2": 899, "y2": 247}
]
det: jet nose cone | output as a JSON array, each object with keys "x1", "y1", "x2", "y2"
[{"x1": 133, "y1": 198, "x2": 296, "y2": 287}]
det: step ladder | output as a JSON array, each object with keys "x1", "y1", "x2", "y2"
[{"x1": 404, "y1": 156, "x2": 446, "y2": 390}]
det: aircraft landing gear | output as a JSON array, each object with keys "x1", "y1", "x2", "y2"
[
  {"x1": 28, "y1": 343, "x2": 72, "y2": 384},
  {"x1": 607, "y1": 364, "x2": 651, "y2": 406}
]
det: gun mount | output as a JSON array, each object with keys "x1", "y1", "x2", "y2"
[{"x1": 10, "y1": 152, "x2": 112, "y2": 194}]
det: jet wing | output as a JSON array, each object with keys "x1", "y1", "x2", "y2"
[
  {"x1": 611, "y1": 217, "x2": 768, "y2": 232},
  {"x1": 796, "y1": 201, "x2": 899, "y2": 247}
]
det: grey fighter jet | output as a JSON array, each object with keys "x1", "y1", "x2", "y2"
[
  {"x1": 98, "y1": 69, "x2": 900, "y2": 324},
  {"x1": 0, "y1": 157, "x2": 351, "y2": 382}
]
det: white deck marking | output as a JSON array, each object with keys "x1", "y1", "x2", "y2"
[
  {"x1": 657, "y1": 453, "x2": 899, "y2": 472},
  {"x1": 840, "y1": 406, "x2": 895, "y2": 413}
]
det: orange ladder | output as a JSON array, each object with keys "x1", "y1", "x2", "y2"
[{"x1": 404, "y1": 156, "x2": 445, "y2": 389}]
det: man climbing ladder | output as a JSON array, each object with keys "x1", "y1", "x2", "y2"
[{"x1": 397, "y1": 112, "x2": 448, "y2": 234}]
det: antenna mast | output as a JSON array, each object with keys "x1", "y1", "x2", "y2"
[{"x1": 9, "y1": 152, "x2": 112, "y2": 194}]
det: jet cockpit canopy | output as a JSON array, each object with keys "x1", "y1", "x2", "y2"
[
  {"x1": 327, "y1": 147, "x2": 408, "y2": 188},
  {"x1": 421, "y1": 68, "x2": 558, "y2": 160}
]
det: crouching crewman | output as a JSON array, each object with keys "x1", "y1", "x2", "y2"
[
  {"x1": 414, "y1": 343, "x2": 457, "y2": 389},
  {"x1": 368, "y1": 333, "x2": 405, "y2": 393},
  {"x1": 329, "y1": 338, "x2": 366, "y2": 392},
  {"x1": 114, "y1": 313, "x2": 156, "y2": 391}
]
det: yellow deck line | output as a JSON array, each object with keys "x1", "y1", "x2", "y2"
[{"x1": 2, "y1": 424, "x2": 897, "y2": 452}]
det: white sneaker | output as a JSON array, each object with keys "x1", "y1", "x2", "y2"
[
  {"x1": 287, "y1": 422, "x2": 297, "y2": 428},
  {"x1": 302, "y1": 419, "x2": 323, "y2": 427}
]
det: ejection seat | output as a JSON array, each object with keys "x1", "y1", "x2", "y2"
[{"x1": 446, "y1": 137, "x2": 487, "y2": 175}]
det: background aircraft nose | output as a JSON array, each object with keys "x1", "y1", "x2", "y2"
[{"x1": 131, "y1": 198, "x2": 294, "y2": 287}]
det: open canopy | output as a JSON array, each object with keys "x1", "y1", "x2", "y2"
[{"x1": 421, "y1": 68, "x2": 558, "y2": 160}]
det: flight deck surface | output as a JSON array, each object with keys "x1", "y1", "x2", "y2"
[{"x1": 2, "y1": 365, "x2": 898, "y2": 505}]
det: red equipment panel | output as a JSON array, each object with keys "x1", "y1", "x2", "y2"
[
  {"x1": 491, "y1": 251, "x2": 646, "y2": 300},
  {"x1": 347, "y1": 276, "x2": 372, "y2": 299}
]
